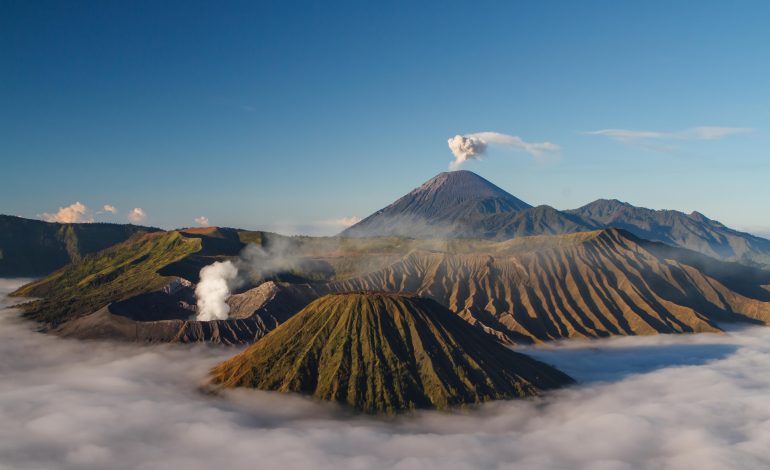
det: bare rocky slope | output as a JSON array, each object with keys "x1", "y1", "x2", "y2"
[{"x1": 230, "y1": 229, "x2": 770, "y2": 344}]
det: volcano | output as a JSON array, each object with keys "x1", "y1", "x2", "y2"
[{"x1": 210, "y1": 292, "x2": 572, "y2": 413}]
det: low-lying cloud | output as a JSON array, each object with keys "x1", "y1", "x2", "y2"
[
  {"x1": 102, "y1": 204, "x2": 118, "y2": 214},
  {"x1": 40, "y1": 202, "x2": 94, "y2": 223},
  {"x1": 448, "y1": 132, "x2": 560, "y2": 170},
  {"x1": 2, "y1": 279, "x2": 769, "y2": 469},
  {"x1": 331, "y1": 216, "x2": 361, "y2": 227},
  {"x1": 194, "y1": 216, "x2": 210, "y2": 226}
]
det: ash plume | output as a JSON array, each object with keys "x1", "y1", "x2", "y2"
[{"x1": 448, "y1": 131, "x2": 560, "y2": 170}]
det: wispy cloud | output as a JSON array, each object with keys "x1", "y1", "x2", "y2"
[
  {"x1": 127, "y1": 207, "x2": 146, "y2": 224},
  {"x1": 195, "y1": 216, "x2": 210, "y2": 226},
  {"x1": 584, "y1": 126, "x2": 753, "y2": 142},
  {"x1": 40, "y1": 202, "x2": 94, "y2": 223},
  {"x1": 448, "y1": 132, "x2": 560, "y2": 170},
  {"x1": 95, "y1": 204, "x2": 118, "y2": 216}
]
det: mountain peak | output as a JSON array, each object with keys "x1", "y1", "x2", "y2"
[
  {"x1": 209, "y1": 292, "x2": 573, "y2": 413},
  {"x1": 341, "y1": 171, "x2": 531, "y2": 237},
  {"x1": 413, "y1": 170, "x2": 527, "y2": 203}
]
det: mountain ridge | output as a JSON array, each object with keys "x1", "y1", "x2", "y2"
[{"x1": 342, "y1": 171, "x2": 770, "y2": 267}]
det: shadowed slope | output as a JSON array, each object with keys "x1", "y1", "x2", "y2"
[
  {"x1": 568, "y1": 199, "x2": 770, "y2": 267},
  {"x1": 0, "y1": 215, "x2": 158, "y2": 276},
  {"x1": 211, "y1": 293, "x2": 572, "y2": 413}
]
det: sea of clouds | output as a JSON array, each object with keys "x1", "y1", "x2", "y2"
[{"x1": 1, "y1": 278, "x2": 769, "y2": 470}]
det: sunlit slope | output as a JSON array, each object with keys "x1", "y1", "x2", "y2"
[
  {"x1": 11, "y1": 227, "x2": 250, "y2": 324},
  {"x1": 326, "y1": 229, "x2": 770, "y2": 343},
  {"x1": 13, "y1": 231, "x2": 203, "y2": 325},
  {"x1": 211, "y1": 293, "x2": 573, "y2": 413}
]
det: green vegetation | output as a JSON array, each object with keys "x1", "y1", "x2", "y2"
[
  {"x1": 14, "y1": 231, "x2": 202, "y2": 325},
  {"x1": 211, "y1": 292, "x2": 573, "y2": 413}
]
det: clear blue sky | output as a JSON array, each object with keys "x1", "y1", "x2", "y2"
[{"x1": 2, "y1": 0, "x2": 769, "y2": 235}]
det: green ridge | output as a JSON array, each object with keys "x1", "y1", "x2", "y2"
[{"x1": 210, "y1": 292, "x2": 573, "y2": 413}]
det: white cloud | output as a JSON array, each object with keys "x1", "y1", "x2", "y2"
[
  {"x1": 40, "y1": 202, "x2": 94, "y2": 223},
  {"x1": 585, "y1": 126, "x2": 753, "y2": 142},
  {"x1": 102, "y1": 204, "x2": 118, "y2": 214},
  {"x1": 3, "y1": 279, "x2": 770, "y2": 469},
  {"x1": 331, "y1": 216, "x2": 361, "y2": 227},
  {"x1": 195, "y1": 216, "x2": 210, "y2": 226},
  {"x1": 448, "y1": 132, "x2": 560, "y2": 170},
  {"x1": 127, "y1": 207, "x2": 146, "y2": 224}
]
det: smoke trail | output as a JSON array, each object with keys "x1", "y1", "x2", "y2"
[{"x1": 448, "y1": 131, "x2": 560, "y2": 170}]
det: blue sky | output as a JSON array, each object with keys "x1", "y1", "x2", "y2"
[{"x1": 2, "y1": 0, "x2": 769, "y2": 235}]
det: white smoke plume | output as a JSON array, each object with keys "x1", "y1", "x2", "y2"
[
  {"x1": 448, "y1": 131, "x2": 560, "y2": 170},
  {"x1": 195, "y1": 261, "x2": 240, "y2": 321},
  {"x1": 102, "y1": 204, "x2": 118, "y2": 214},
  {"x1": 447, "y1": 135, "x2": 487, "y2": 170},
  {"x1": 194, "y1": 216, "x2": 210, "y2": 226},
  {"x1": 40, "y1": 201, "x2": 94, "y2": 223},
  {"x1": 194, "y1": 238, "x2": 302, "y2": 321}
]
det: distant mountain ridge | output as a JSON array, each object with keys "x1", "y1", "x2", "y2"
[
  {"x1": 567, "y1": 199, "x2": 770, "y2": 266},
  {"x1": 342, "y1": 171, "x2": 770, "y2": 267},
  {"x1": 0, "y1": 214, "x2": 159, "y2": 276}
]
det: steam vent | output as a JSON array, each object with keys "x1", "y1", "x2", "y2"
[{"x1": 210, "y1": 292, "x2": 573, "y2": 413}]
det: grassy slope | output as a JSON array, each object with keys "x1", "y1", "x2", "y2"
[
  {"x1": 14, "y1": 231, "x2": 202, "y2": 325},
  {"x1": 211, "y1": 293, "x2": 573, "y2": 413}
]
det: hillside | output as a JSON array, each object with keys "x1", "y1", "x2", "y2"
[
  {"x1": 0, "y1": 215, "x2": 158, "y2": 276},
  {"x1": 17, "y1": 225, "x2": 770, "y2": 347},
  {"x1": 210, "y1": 293, "x2": 573, "y2": 413},
  {"x1": 236, "y1": 229, "x2": 770, "y2": 344}
]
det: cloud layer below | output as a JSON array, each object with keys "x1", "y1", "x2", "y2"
[{"x1": 1, "y1": 279, "x2": 769, "y2": 469}]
